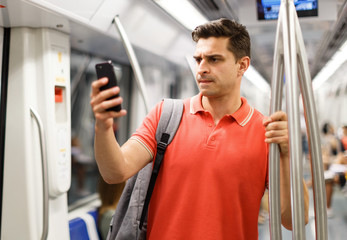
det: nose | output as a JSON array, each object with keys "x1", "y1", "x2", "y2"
[{"x1": 196, "y1": 59, "x2": 209, "y2": 75}]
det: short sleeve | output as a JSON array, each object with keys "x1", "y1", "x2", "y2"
[{"x1": 130, "y1": 101, "x2": 164, "y2": 160}]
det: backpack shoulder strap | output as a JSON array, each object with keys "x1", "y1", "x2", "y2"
[
  {"x1": 139, "y1": 98, "x2": 184, "y2": 229},
  {"x1": 155, "y1": 98, "x2": 184, "y2": 144}
]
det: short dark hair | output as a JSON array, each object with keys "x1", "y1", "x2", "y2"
[
  {"x1": 192, "y1": 18, "x2": 251, "y2": 61},
  {"x1": 322, "y1": 123, "x2": 331, "y2": 134}
]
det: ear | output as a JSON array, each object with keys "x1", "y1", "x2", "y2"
[{"x1": 238, "y1": 56, "x2": 250, "y2": 76}]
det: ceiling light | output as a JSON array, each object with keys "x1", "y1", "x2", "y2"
[
  {"x1": 312, "y1": 40, "x2": 347, "y2": 90},
  {"x1": 154, "y1": 0, "x2": 208, "y2": 31}
]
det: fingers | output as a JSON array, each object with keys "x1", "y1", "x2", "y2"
[
  {"x1": 91, "y1": 77, "x2": 108, "y2": 96},
  {"x1": 263, "y1": 111, "x2": 287, "y2": 138},
  {"x1": 264, "y1": 114, "x2": 288, "y2": 141},
  {"x1": 264, "y1": 111, "x2": 289, "y2": 155},
  {"x1": 265, "y1": 128, "x2": 287, "y2": 138},
  {"x1": 91, "y1": 78, "x2": 120, "y2": 102},
  {"x1": 263, "y1": 111, "x2": 287, "y2": 127},
  {"x1": 270, "y1": 111, "x2": 287, "y2": 121},
  {"x1": 92, "y1": 92, "x2": 122, "y2": 113},
  {"x1": 94, "y1": 109, "x2": 127, "y2": 121},
  {"x1": 265, "y1": 129, "x2": 288, "y2": 143},
  {"x1": 90, "y1": 78, "x2": 126, "y2": 121}
]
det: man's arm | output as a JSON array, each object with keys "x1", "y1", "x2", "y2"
[
  {"x1": 263, "y1": 111, "x2": 309, "y2": 230},
  {"x1": 91, "y1": 77, "x2": 151, "y2": 184}
]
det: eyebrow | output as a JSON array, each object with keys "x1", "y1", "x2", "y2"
[{"x1": 193, "y1": 54, "x2": 224, "y2": 59}]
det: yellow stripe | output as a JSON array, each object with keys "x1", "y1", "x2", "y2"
[
  {"x1": 130, "y1": 137, "x2": 154, "y2": 159},
  {"x1": 240, "y1": 107, "x2": 254, "y2": 126}
]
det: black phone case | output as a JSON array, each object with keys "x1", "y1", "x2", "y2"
[{"x1": 95, "y1": 61, "x2": 122, "y2": 112}]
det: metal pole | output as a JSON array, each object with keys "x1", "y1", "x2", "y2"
[
  {"x1": 269, "y1": 3, "x2": 285, "y2": 238},
  {"x1": 113, "y1": 15, "x2": 150, "y2": 114},
  {"x1": 295, "y1": 14, "x2": 328, "y2": 240},
  {"x1": 269, "y1": 0, "x2": 327, "y2": 239},
  {"x1": 283, "y1": 1, "x2": 306, "y2": 239}
]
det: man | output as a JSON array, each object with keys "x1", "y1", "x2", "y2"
[{"x1": 90, "y1": 18, "x2": 309, "y2": 239}]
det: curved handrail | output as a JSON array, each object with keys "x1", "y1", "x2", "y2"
[
  {"x1": 295, "y1": 12, "x2": 328, "y2": 240},
  {"x1": 30, "y1": 108, "x2": 49, "y2": 240},
  {"x1": 113, "y1": 15, "x2": 150, "y2": 114}
]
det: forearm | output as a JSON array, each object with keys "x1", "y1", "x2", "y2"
[
  {"x1": 280, "y1": 154, "x2": 310, "y2": 230},
  {"x1": 264, "y1": 111, "x2": 309, "y2": 230},
  {"x1": 280, "y1": 154, "x2": 293, "y2": 229},
  {"x1": 94, "y1": 120, "x2": 152, "y2": 184},
  {"x1": 94, "y1": 122, "x2": 128, "y2": 184}
]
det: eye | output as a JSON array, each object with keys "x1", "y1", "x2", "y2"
[
  {"x1": 194, "y1": 57, "x2": 202, "y2": 64},
  {"x1": 209, "y1": 57, "x2": 218, "y2": 63}
]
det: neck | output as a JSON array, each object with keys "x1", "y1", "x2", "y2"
[{"x1": 202, "y1": 94, "x2": 242, "y2": 125}]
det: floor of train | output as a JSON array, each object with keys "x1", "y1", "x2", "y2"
[{"x1": 258, "y1": 186, "x2": 347, "y2": 240}]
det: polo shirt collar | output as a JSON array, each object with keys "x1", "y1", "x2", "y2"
[{"x1": 190, "y1": 92, "x2": 254, "y2": 127}]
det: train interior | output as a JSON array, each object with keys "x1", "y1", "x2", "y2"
[{"x1": 1, "y1": 0, "x2": 347, "y2": 239}]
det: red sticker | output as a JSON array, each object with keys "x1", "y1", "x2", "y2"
[{"x1": 0, "y1": 5, "x2": 6, "y2": 8}]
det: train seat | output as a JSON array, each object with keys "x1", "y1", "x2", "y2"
[{"x1": 69, "y1": 209, "x2": 100, "y2": 240}]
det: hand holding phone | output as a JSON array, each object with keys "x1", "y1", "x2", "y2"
[{"x1": 95, "y1": 61, "x2": 122, "y2": 112}]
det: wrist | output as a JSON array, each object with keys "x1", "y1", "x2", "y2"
[{"x1": 95, "y1": 119, "x2": 113, "y2": 133}]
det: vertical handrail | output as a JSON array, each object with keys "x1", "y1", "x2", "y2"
[
  {"x1": 295, "y1": 12, "x2": 328, "y2": 240},
  {"x1": 284, "y1": 1, "x2": 306, "y2": 239},
  {"x1": 113, "y1": 15, "x2": 150, "y2": 114},
  {"x1": 268, "y1": 3, "x2": 284, "y2": 238},
  {"x1": 269, "y1": 0, "x2": 327, "y2": 239},
  {"x1": 30, "y1": 108, "x2": 49, "y2": 240}
]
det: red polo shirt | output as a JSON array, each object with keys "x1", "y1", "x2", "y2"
[{"x1": 131, "y1": 93, "x2": 269, "y2": 240}]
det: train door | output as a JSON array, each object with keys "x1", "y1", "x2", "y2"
[{"x1": 1, "y1": 27, "x2": 71, "y2": 240}]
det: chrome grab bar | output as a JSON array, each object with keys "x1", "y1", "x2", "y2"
[
  {"x1": 113, "y1": 15, "x2": 150, "y2": 114},
  {"x1": 284, "y1": 1, "x2": 306, "y2": 238},
  {"x1": 269, "y1": 0, "x2": 327, "y2": 239},
  {"x1": 295, "y1": 12, "x2": 328, "y2": 240},
  {"x1": 268, "y1": 6, "x2": 284, "y2": 239},
  {"x1": 30, "y1": 108, "x2": 49, "y2": 240}
]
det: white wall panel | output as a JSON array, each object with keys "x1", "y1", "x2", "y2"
[{"x1": 1, "y1": 27, "x2": 70, "y2": 240}]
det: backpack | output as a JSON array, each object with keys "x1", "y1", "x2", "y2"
[{"x1": 106, "y1": 98, "x2": 184, "y2": 240}]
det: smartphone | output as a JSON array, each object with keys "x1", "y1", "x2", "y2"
[{"x1": 95, "y1": 61, "x2": 122, "y2": 112}]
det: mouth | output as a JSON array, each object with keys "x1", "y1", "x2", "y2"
[
  {"x1": 198, "y1": 78, "x2": 214, "y2": 85},
  {"x1": 197, "y1": 76, "x2": 214, "y2": 84},
  {"x1": 198, "y1": 80, "x2": 212, "y2": 85}
]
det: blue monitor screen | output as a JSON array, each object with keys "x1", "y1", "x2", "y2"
[{"x1": 257, "y1": 0, "x2": 318, "y2": 20}]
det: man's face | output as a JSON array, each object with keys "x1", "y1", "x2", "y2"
[{"x1": 193, "y1": 37, "x2": 245, "y2": 98}]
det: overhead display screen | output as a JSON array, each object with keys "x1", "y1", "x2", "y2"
[{"x1": 257, "y1": 0, "x2": 318, "y2": 20}]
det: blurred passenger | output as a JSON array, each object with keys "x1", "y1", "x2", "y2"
[
  {"x1": 321, "y1": 122, "x2": 340, "y2": 160},
  {"x1": 71, "y1": 136, "x2": 93, "y2": 196},
  {"x1": 90, "y1": 18, "x2": 309, "y2": 238},
  {"x1": 341, "y1": 125, "x2": 347, "y2": 152},
  {"x1": 321, "y1": 122, "x2": 345, "y2": 217},
  {"x1": 300, "y1": 114, "x2": 309, "y2": 157},
  {"x1": 98, "y1": 177, "x2": 125, "y2": 240}
]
